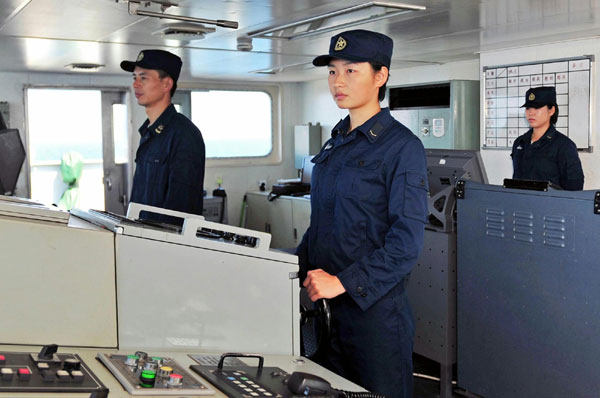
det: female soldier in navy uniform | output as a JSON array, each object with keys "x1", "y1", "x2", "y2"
[
  {"x1": 296, "y1": 30, "x2": 428, "y2": 398},
  {"x1": 511, "y1": 86, "x2": 584, "y2": 190}
]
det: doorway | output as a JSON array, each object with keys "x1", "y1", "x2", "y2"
[{"x1": 27, "y1": 88, "x2": 130, "y2": 214}]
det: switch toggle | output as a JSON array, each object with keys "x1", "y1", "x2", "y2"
[
  {"x1": 1, "y1": 368, "x2": 14, "y2": 381},
  {"x1": 56, "y1": 370, "x2": 70, "y2": 381},
  {"x1": 41, "y1": 370, "x2": 56, "y2": 382},
  {"x1": 71, "y1": 370, "x2": 84, "y2": 382},
  {"x1": 17, "y1": 368, "x2": 31, "y2": 381},
  {"x1": 63, "y1": 358, "x2": 81, "y2": 371}
]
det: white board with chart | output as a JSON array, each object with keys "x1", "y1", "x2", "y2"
[{"x1": 482, "y1": 56, "x2": 592, "y2": 150}]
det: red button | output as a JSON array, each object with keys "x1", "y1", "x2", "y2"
[{"x1": 18, "y1": 368, "x2": 31, "y2": 375}]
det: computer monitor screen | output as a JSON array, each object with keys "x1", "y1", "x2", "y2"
[
  {"x1": 301, "y1": 156, "x2": 314, "y2": 185},
  {"x1": 0, "y1": 129, "x2": 26, "y2": 195},
  {"x1": 426, "y1": 149, "x2": 488, "y2": 197}
]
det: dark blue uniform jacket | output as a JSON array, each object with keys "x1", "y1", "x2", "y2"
[
  {"x1": 511, "y1": 125, "x2": 584, "y2": 190},
  {"x1": 131, "y1": 104, "x2": 205, "y2": 217},
  {"x1": 296, "y1": 108, "x2": 428, "y2": 311}
]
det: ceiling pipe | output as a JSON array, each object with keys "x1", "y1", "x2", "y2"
[{"x1": 127, "y1": 0, "x2": 238, "y2": 29}]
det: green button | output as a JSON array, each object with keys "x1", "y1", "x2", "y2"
[
  {"x1": 141, "y1": 370, "x2": 156, "y2": 378},
  {"x1": 240, "y1": 376, "x2": 249, "y2": 381}
]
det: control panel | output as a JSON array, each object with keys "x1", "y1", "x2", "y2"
[
  {"x1": 0, "y1": 345, "x2": 106, "y2": 395},
  {"x1": 189, "y1": 353, "x2": 298, "y2": 398},
  {"x1": 97, "y1": 352, "x2": 214, "y2": 396}
]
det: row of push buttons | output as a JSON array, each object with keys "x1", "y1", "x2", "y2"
[
  {"x1": 226, "y1": 371, "x2": 273, "y2": 397},
  {"x1": 1, "y1": 367, "x2": 31, "y2": 381}
]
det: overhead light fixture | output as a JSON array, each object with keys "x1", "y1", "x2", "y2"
[
  {"x1": 249, "y1": 61, "x2": 315, "y2": 75},
  {"x1": 247, "y1": 1, "x2": 425, "y2": 41},
  {"x1": 65, "y1": 63, "x2": 105, "y2": 72},
  {"x1": 127, "y1": 0, "x2": 238, "y2": 29},
  {"x1": 153, "y1": 23, "x2": 216, "y2": 40}
]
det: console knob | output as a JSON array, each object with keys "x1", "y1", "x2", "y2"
[
  {"x1": 143, "y1": 361, "x2": 158, "y2": 371},
  {"x1": 157, "y1": 366, "x2": 173, "y2": 378},
  {"x1": 125, "y1": 355, "x2": 139, "y2": 367},
  {"x1": 134, "y1": 351, "x2": 148, "y2": 361},
  {"x1": 167, "y1": 373, "x2": 183, "y2": 387}
]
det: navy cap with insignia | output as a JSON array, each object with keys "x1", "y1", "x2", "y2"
[
  {"x1": 521, "y1": 86, "x2": 556, "y2": 108},
  {"x1": 120, "y1": 49, "x2": 182, "y2": 83},
  {"x1": 312, "y1": 29, "x2": 393, "y2": 68}
]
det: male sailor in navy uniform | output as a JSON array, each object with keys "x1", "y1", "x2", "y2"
[
  {"x1": 511, "y1": 86, "x2": 584, "y2": 190},
  {"x1": 121, "y1": 50, "x2": 205, "y2": 219},
  {"x1": 296, "y1": 30, "x2": 428, "y2": 398}
]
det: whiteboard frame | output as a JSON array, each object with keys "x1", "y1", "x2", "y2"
[{"x1": 481, "y1": 55, "x2": 594, "y2": 151}]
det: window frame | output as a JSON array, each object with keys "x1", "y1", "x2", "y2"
[
  {"x1": 23, "y1": 84, "x2": 133, "y2": 199},
  {"x1": 175, "y1": 82, "x2": 282, "y2": 167}
]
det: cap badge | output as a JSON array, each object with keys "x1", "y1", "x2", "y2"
[
  {"x1": 528, "y1": 93, "x2": 535, "y2": 101},
  {"x1": 137, "y1": 52, "x2": 144, "y2": 62},
  {"x1": 334, "y1": 37, "x2": 347, "y2": 51},
  {"x1": 155, "y1": 124, "x2": 164, "y2": 134}
]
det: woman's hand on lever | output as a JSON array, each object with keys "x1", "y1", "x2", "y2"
[{"x1": 303, "y1": 269, "x2": 346, "y2": 301}]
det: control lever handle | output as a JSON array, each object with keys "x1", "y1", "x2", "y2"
[
  {"x1": 38, "y1": 344, "x2": 58, "y2": 360},
  {"x1": 217, "y1": 353, "x2": 264, "y2": 373}
]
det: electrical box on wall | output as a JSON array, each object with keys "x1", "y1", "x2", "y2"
[
  {"x1": 389, "y1": 81, "x2": 480, "y2": 150},
  {"x1": 294, "y1": 123, "x2": 321, "y2": 169}
]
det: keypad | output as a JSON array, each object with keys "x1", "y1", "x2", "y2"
[{"x1": 216, "y1": 370, "x2": 275, "y2": 397}]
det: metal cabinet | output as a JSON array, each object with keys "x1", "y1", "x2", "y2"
[{"x1": 245, "y1": 192, "x2": 311, "y2": 249}]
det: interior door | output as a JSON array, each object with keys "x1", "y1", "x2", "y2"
[{"x1": 101, "y1": 91, "x2": 130, "y2": 214}]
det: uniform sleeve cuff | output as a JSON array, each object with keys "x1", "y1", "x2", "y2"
[{"x1": 337, "y1": 265, "x2": 376, "y2": 311}]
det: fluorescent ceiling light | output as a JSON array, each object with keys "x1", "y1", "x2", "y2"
[
  {"x1": 247, "y1": 1, "x2": 426, "y2": 40},
  {"x1": 65, "y1": 63, "x2": 105, "y2": 72}
]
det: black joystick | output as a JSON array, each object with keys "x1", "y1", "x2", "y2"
[{"x1": 38, "y1": 344, "x2": 58, "y2": 360}]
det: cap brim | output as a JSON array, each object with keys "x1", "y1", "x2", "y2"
[
  {"x1": 521, "y1": 102, "x2": 551, "y2": 108},
  {"x1": 312, "y1": 54, "x2": 372, "y2": 67},
  {"x1": 312, "y1": 55, "x2": 332, "y2": 67},
  {"x1": 120, "y1": 60, "x2": 136, "y2": 72}
]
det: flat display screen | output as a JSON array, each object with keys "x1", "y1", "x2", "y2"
[{"x1": 0, "y1": 129, "x2": 26, "y2": 194}]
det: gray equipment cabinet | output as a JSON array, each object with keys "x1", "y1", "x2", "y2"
[
  {"x1": 456, "y1": 181, "x2": 600, "y2": 398},
  {"x1": 245, "y1": 191, "x2": 310, "y2": 249},
  {"x1": 406, "y1": 149, "x2": 487, "y2": 398}
]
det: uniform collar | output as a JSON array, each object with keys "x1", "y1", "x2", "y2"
[
  {"x1": 523, "y1": 125, "x2": 556, "y2": 147},
  {"x1": 331, "y1": 108, "x2": 393, "y2": 143},
  {"x1": 139, "y1": 104, "x2": 178, "y2": 136}
]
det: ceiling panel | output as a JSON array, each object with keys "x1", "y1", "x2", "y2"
[{"x1": 1, "y1": 0, "x2": 600, "y2": 82}]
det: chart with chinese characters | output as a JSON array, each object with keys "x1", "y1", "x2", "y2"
[{"x1": 483, "y1": 56, "x2": 592, "y2": 150}]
